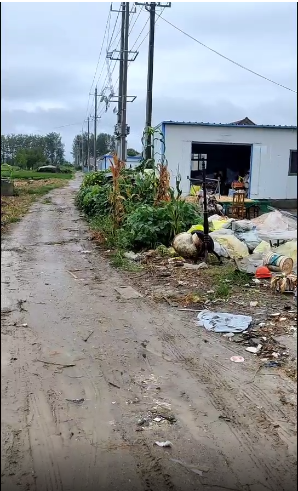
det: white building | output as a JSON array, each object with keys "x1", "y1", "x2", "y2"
[{"x1": 155, "y1": 119, "x2": 297, "y2": 203}]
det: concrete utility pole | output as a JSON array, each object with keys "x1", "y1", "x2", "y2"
[
  {"x1": 87, "y1": 116, "x2": 90, "y2": 172},
  {"x1": 120, "y1": 2, "x2": 130, "y2": 162},
  {"x1": 81, "y1": 130, "x2": 84, "y2": 170},
  {"x1": 108, "y1": 3, "x2": 138, "y2": 161},
  {"x1": 117, "y1": 2, "x2": 126, "y2": 158},
  {"x1": 94, "y1": 87, "x2": 98, "y2": 171},
  {"x1": 136, "y1": 2, "x2": 171, "y2": 161}
]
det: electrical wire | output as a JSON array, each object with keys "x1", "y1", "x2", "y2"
[
  {"x1": 158, "y1": 14, "x2": 297, "y2": 94},
  {"x1": 84, "y1": 3, "x2": 112, "y2": 121}
]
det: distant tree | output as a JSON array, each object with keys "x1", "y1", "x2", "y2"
[
  {"x1": 15, "y1": 148, "x2": 47, "y2": 170},
  {"x1": 127, "y1": 148, "x2": 140, "y2": 157},
  {"x1": 1, "y1": 132, "x2": 65, "y2": 166},
  {"x1": 71, "y1": 132, "x2": 116, "y2": 166}
]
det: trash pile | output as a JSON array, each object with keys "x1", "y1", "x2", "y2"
[
  {"x1": 197, "y1": 308, "x2": 297, "y2": 368},
  {"x1": 182, "y1": 210, "x2": 297, "y2": 293}
]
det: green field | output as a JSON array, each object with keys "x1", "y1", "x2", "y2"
[{"x1": 1, "y1": 169, "x2": 73, "y2": 180}]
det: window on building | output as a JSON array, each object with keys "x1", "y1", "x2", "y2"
[{"x1": 289, "y1": 150, "x2": 297, "y2": 175}]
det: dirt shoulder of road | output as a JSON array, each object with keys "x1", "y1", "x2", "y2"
[{"x1": 1, "y1": 178, "x2": 70, "y2": 231}]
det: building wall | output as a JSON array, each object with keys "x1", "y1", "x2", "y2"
[{"x1": 161, "y1": 124, "x2": 297, "y2": 200}]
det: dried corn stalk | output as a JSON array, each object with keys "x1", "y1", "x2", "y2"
[
  {"x1": 155, "y1": 163, "x2": 171, "y2": 204},
  {"x1": 110, "y1": 153, "x2": 125, "y2": 228}
]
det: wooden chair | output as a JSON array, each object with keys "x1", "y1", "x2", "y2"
[{"x1": 227, "y1": 191, "x2": 246, "y2": 219}]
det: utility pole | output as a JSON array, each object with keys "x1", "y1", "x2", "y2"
[
  {"x1": 87, "y1": 116, "x2": 90, "y2": 172},
  {"x1": 117, "y1": 2, "x2": 126, "y2": 158},
  {"x1": 108, "y1": 3, "x2": 138, "y2": 161},
  {"x1": 81, "y1": 130, "x2": 84, "y2": 171},
  {"x1": 136, "y1": 2, "x2": 171, "y2": 161},
  {"x1": 94, "y1": 87, "x2": 98, "y2": 171},
  {"x1": 120, "y1": 2, "x2": 130, "y2": 162}
]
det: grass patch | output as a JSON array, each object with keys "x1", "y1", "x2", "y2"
[
  {"x1": 110, "y1": 251, "x2": 142, "y2": 272},
  {"x1": 1, "y1": 178, "x2": 69, "y2": 230},
  {"x1": 1, "y1": 170, "x2": 72, "y2": 180}
]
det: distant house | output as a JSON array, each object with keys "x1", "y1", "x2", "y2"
[
  {"x1": 98, "y1": 153, "x2": 142, "y2": 171},
  {"x1": 155, "y1": 118, "x2": 297, "y2": 205}
]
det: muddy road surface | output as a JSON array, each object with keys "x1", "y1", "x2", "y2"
[{"x1": 1, "y1": 175, "x2": 297, "y2": 491}]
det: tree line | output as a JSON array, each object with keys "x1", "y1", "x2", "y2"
[
  {"x1": 72, "y1": 132, "x2": 140, "y2": 166},
  {"x1": 1, "y1": 133, "x2": 66, "y2": 170}
]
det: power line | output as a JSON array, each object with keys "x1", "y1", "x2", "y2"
[
  {"x1": 84, "y1": 4, "x2": 112, "y2": 120},
  {"x1": 158, "y1": 14, "x2": 297, "y2": 94}
]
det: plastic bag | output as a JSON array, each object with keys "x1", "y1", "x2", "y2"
[
  {"x1": 253, "y1": 240, "x2": 271, "y2": 254},
  {"x1": 209, "y1": 234, "x2": 249, "y2": 259},
  {"x1": 188, "y1": 224, "x2": 204, "y2": 233},
  {"x1": 236, "y1": 231, "x2": 261, "y2": 252},
  {"x1": 232, "y1": 220, "x2": 254, "y2": 233},
  {"x1": 235, "y1": 253, "x2": 264, "y2": 274},
  {"x1": 213, "y1": 240, "x2": 229, "y2": 258},
  {"x1": 211, "y1": 219, "x2": 230, "y2": 231}
]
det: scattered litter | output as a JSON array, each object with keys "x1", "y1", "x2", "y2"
[
  {"x1": 83, "y1": 330, "x2": 94, "y2": 342},
  {"x1": 170, "y1": 459, "x2": 207, "y2": 476},
  {"x1": 154, "y1": 441, "x2": 172, "y2": 448},
  {"x1": 153, "y1": 417, "x2": 162, "y2": 422},
  {"x1": 81, "y1": 250, "x2": 92, "y2": 254},
  {"x1": 258, "y1": 322, "x2": 266, "y2": 327},
  {"x1": 66, "y1": 398, "x2": 84, "y2": 404},
  {"x1": 223, "y1": 332, "x2": 234, "y2": 338},
  {"x1": 230, "y1": 356, "x2": 245, "y2": 363},
  {"x1": 124, "y1": 251, "x2": 142, "y2": 262},
  {"x1": 250, "y1": 301, "x2": 258, "y2": 307},
  {"x1": 111, "y1": 401, "x2": 116, "y2": 404},
  {"x1": 264, "y1": 361, "x2": 281, "y2": 368},
  {"x1": 252, "y1": 279, "x2": 261, "y2": 285},
  {"x1": 21, "y1": 323, "x2": 28, "y2": 327},
  {"x1": 68, "y1": 270, "x2": 78, "y2": 279},
  {"x1": 197, "y1": 262, "x2": 208, "y2": 269},
  {"x1": 36, "y1": 360, "x2": 76, "y2": 368},
  {"x1": 108, "y1": 381, "x2": 121, "y2": 389},
  {"x1": 197, "y1": 310, "x2": 252, "y2": 333},
  {"x1": 245, "y1": 345, "x2": 262, "y2": 354}
]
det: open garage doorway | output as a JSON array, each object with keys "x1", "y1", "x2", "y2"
[{"x1": 191, "y1": 142, "x2": 252, "y2": 196}]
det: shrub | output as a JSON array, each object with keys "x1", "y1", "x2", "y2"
[
  {"x1": 81, "y1": 170, "x2": 110, "y2": 188},
  {"x1": 75, "y1": 184, "x2": 112, "y2": 217},
  {"x1": 122, "y1": 201, "x2": 202, "y2": 250}
]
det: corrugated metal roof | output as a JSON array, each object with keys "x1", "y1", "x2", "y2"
[{"x1": 159, "y1": 120, "x2": 297, "y2": 130}]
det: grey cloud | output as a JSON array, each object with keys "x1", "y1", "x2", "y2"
[{"x1": 1, "y1": 2, "x2": 296, "y2": 160}]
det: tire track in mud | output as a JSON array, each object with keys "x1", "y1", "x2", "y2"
[{"x1": 147, "y1": 316, "x2": 296, "y2": 490}]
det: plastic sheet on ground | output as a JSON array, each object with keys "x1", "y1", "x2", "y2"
[
  {"x1": 197, "y1": 310, "x2": 252, "y2": 333},
  {"x1": 252, "y1": 210, "x2": 297, "y2": 233},
  {"x1": 209, "y1": 233, "x2": 249, "y2": 259},
  {"x1": 235, "y1": 253, "x2": 264, "y2": 274}
]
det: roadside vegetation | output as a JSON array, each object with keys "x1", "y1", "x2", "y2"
[
  {"x1": 1, "y1": 178, "x2": 71, "y2": 231},
  {"x1": 75, "y1": 155, "x2": 202, "y2": 262}
]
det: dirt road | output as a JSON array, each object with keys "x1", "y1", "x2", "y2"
[{"x1": 1, "y1": 175, "x2": 297, "y2": 491}]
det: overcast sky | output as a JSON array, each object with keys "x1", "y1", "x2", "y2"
[{"x1": 2, "y1": 1, "x2": 297, "y2": 160}]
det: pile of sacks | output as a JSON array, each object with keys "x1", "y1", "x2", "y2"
[{"x1": 190, "y1": 211, "x2": 297, "y2": 273}]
